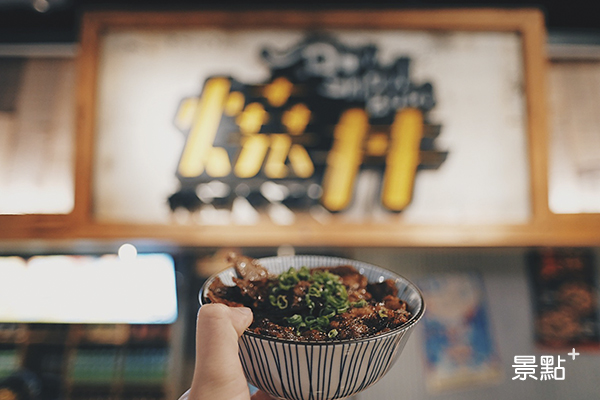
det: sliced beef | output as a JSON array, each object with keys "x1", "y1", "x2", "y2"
[
  {"x1": 249, "y1": 319, "x2": 298, "y2": 341},
  {"x1": 205, "y1": 257, "x2": 412, "y2": 341},
  {"x1": 382, "y1": 294, "x2": 407, "y2": 311},
  {"x1": 228, "y1": 252, "x2": 270, "y2": 281},
  {"x1": 233, "y1": 277, "x2": 271, "y2": 308},
  {"x1": 367, "y1": 279, "x2": 399, "y2": 302},
  {"x1": 206, "y1": 277, "x2": 244, "y2": 307}
]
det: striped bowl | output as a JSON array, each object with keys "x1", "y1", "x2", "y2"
[{"x1": 199, "y1": 255, "x2": 425, "y2": 400}]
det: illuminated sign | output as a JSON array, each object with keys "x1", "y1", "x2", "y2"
[
  {"x1": 169, "y1": 36, "x2": 447, "y2": 217},
  {"x1": 0, "y1": 254, "x2": 178, "y2": 324}
]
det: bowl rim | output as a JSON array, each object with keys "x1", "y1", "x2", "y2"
[{"x1": 199, "y1": 254, "x2": 426, "y2": 345}]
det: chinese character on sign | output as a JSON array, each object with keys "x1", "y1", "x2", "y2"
[
  {"x1": 512, "y1": 355, "x2": 538, "y2": 380},
  {"x1": 168, "y1": 36, "x2": 448, "y2": 221}
]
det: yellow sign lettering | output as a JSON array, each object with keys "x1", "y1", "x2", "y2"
[
  {"x1": 382, "y1": 108, "x2": 423, "y2": 211},
  {"x1": 265, "y1": 134, "x2": 292, "y2": 179},
  {"x1": 177, "y1": 77, "x2": 231, "y2": 178},
  {"x1": 321, "y1": 109, "x2": 369, "y2": 212},
  {"x1": 234, "y1": 134, "x2": 270, "y2": 178}
]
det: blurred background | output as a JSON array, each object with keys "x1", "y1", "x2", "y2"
[
  {"x1": 0, "y1": 0, "x2": 599, "y2": 43},
  {"x1": 0, "y1": 1, "x2": 599, "y2": 400}
]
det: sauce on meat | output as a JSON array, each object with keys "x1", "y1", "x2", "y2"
[{"x1": 206, "y1": 257, "x2": 412, "y2": 341}]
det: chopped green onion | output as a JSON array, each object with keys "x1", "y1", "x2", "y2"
[
  {"x1": 351, "y1": 299, "x2": 368, "y2": 308},
  {"x1": 320, "y1": 307, "x2": 336, "y2": 318},
  {"x1": 278, "y1": 267, "x2": 300, "y2": 290},
  {"x1": 308, "y1": 285, "x2": 322, "y2": 297},
  {"x1": 276, "y1": 295, "x2": 288, "y2": 309},
  {"x1": 328, "y1": 329, "x2": 338, "y2": 338},
  {"x1": 267, "y1": 265, "x2": 352, "y2": 335},
  {"x1": 336, "y1": 305, "x2": 349, "y2": 314},
  {"x1": 305, "y1": 295, "x2": 315, "y2": 310},
  {"x1": 298, "y1": 266, "x2": 311, "y2": 280},
  {"x1": 316, "y1": 316, "x2": 329, "y2": 328}
]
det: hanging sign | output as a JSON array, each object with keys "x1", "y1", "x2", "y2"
[
  {"x1": 168, "y1": 36, "x2": 447, "y2": 217},
  {"x1": 88, "y1": 11, "x2": 537, "y2": 230}
]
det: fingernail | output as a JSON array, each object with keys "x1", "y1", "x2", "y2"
[{"x1": 233, "y1": 307, "x2": 252, "y2": 317}]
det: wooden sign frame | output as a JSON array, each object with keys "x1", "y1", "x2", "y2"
[
  {"x1": 0, "y1": 45, "x2": 78, "y2": 237},
  {"x1": 545, "y1": 47, "x2": 600, "y2": 237},
  {"x1": 8, "y1": 8, "x2": 596, "y2": 247}
]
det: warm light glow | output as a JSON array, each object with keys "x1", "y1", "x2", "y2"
[
  {"x1": 265, "y1": 134, "x2": 292, "y2": 178},
  {"x1": 118, "y1": 243, "x2": 138, "y2": 261},
  {"x1": 382, "y1": 108, "x2": 424, "y2": 211},
  {"x1": 321, "y1": 108, "x2": 369, "y2": 211},
  {"x1": 33, "y1": 0, "x2": 50, "y2": 13},
  {"x1": 0, "y1": 254, "x2": 178, "y2": 324},
  {"x1": 234, "y1": 135, "x2": 270, "y2": 178},
  {"x1": 178, "y1": 77, "x2": 231, "y2": 177}
]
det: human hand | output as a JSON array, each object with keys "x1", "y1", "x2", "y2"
[{"x1": 179, "y1": 303, "x2": 277, "y2": 400}]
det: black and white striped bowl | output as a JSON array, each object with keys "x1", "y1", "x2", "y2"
[{"x1": 200, "y1": 255, "x2": 425, "y2": 400}]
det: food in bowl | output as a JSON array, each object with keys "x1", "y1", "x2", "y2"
[
  {"x1": 200, "y1": 255, "x2": 425, "y2": 400},
  {"x1": 205, "y1": 253, "x2": 413, "y2": 341}
]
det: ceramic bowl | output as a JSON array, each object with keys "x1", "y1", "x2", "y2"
[{"x1": 199, "y1": 255, "x2": 425, "y2": 400}]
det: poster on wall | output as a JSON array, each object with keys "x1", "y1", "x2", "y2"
[
  {"x1": 86, "y1": 10, "x2": 535, "y2": 228},
  {"x1": 417, "y1": 271, "x2": 503, "y2": 393},
  {"x1": 527, "y1": 248, "x2": 600, "y2": 350}
]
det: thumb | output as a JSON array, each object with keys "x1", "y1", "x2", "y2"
[
  {"x1": 189, "y1": 304, "x2": 254, "y2": 400},
  {"x1": 195, "y1": 303, "x2": 253, "y2": 345},
  {"x1": 229, "y1": 306, "x2": 254, "y2": 336}
]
